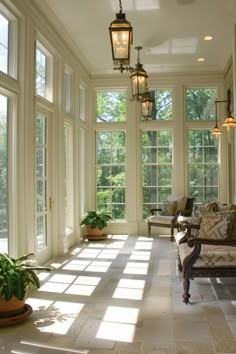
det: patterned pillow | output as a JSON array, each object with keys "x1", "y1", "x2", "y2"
[
  {"x1": 160, "y1": 201, "x2": 177, "y2": 216},
  {"x1": 199, "y1": 211, "x2": 235, "y2": 239}
]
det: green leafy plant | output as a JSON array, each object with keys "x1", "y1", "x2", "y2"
[
  {"x1": 80, "y1": 210, "x2": 112, "y2": 230},
  {"x1": 0, "y1": 252, "x2": 51, "y2": 301}
]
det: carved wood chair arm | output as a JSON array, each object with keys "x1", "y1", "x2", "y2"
[{"x1": 187, "y1": 237, "x2": 236, "y2": 247}]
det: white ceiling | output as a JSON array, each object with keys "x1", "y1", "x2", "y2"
[{"x1": 35, "y1": 0, "x2": 236, "y2": 76}]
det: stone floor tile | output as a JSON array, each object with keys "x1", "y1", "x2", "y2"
[{"x1": 176, "y1": 341, "x2": 215, "y2": 354}]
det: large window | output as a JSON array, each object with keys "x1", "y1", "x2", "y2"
[
  {"x1": 186, "y1": 88, "x2": 216, "y2": 120},
  {"x1": 188, "y1": 129, "x2": 219, "y2": 208},
  {"x1": 142, "y1": 130, "x2": 173, "y2": 219},
  {"x1": 35, "y1": 41, "x2": 53, "y2": 101},
  {"x1": 0, "y1": 94, "x2": 8, "y2": 252},
  {"x1": 96, "y1": 91, "x2": 126, "y2": 122},
  {"x1": 96, "y1": 131, "x2": 126, "y2": 219}
]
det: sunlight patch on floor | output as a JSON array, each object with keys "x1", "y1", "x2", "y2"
[{"x1": 123, "y1": 262, "x2": 149, "y2": 275}]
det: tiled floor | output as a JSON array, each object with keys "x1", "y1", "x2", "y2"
[{"x1": 1, "y1": 234, "x2": 236, "y2": 353}]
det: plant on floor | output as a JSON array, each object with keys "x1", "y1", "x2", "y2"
[
  {"x1": 0, "y1": 252, "x2": 51, "y2": 302},
  {"x1": 80, "y1": 210, "x2": 112, "y2": 230}
]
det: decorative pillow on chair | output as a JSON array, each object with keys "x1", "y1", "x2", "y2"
[
  {"x1": 167, "y1": 195, "x2": 187, "y2": 212},
  {"x1": 160, "y1": 201, "x2": 177, "y2": 216},
  {"x1": 204, "y1": 202, "x2": 219, "y2": 212},
  {"x1": 199, "y1": 211, "x2": 235, "y2": 239}
]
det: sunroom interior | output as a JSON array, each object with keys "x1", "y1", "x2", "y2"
[
  {"x1": 0, "y1": 0, "x2": 236, "y2": 262},
  {"x1": 2, "y1": 0, "x2": 236, "y2": 351}
]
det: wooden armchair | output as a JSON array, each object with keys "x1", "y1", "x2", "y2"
[{"x1": 147, "y1": 196, "x2": 194, "y2": 241}]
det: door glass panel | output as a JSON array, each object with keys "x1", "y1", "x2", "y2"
[
  {"x1": 36, "y1": 113, "x2": 48, "y2": 249},
  {"x1": 0, "y1": 94, "x2": 8, "y2": 252}
]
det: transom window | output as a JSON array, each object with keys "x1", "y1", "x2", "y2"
[
  {"x1": 0, "y1": 7, "x2": 17, "y2": 78},
  {"x1": 64, "y1": 69, "x2": 72, "y2": 114},
  {"x1": 96, "y1": 91, "x2": 126, "y2": 122},
  {"x1": 35, "y1": 41, "x2": 53, "y2": 101},
  {"x1": 0, "y1": 13, "x2": 9, "y2": 74},
  {"x1": 186, "y1": 88, "x2": 216, "y2": 120},
  {"x1": 149, "y1": 89, "x2": 172, "y2": 121},
  {"x1": 96, "y1": 131, "x2": 126, "y2": 219},
  {"x1": 142, "y1": 130, "x2": 173, "y2": 219}
]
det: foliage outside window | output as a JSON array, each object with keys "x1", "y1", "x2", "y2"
[
  {"x1": 96, "y1": 131, "x2": 126, "y2": 220},
  {"x1": 149, "y1": 89, "x2": 172, "y2": 120},
  {"x1": 36, "y1": 48, "x2": 47, "y2": 98},
  {"x1": 96, "y1": 91, "x2": 126, "y2": 122},
  {"x1": 35, "y1": 42, "x2": 53, "y2": 101},
  {"x1": 0, "y1": 94, "x2": 8, "y2": 253},
  {"x1": 187, "y1": 88, "x2": 216, "y2": 120},
  {"x1": 0, "y1": 13, "x2": 9, "y2": 74},
  {"x1": 142, "y1": 130, "x2": 173, "y2": 219},
  {"x1": 188, "y1": 129, "x2": 219, "y2": 209}
]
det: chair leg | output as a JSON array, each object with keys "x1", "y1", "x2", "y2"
[
  {"x1": 170, "y1": 226, "x2": 174, "y2": 241},
  {"x1": 183, "y1": 278, "x2": 191, "y2": 304}
]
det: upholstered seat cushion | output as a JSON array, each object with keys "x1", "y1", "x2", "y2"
[
  {"x1": 148, "y1": 215, "x2": 176, "y2": 225},
  {"x1": 179, "y1": 243, "x2": 236, "y2": 268}
]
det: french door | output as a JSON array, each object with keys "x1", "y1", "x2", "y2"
[{"x1": 35, "y1": 108, "x2": 52, "y2": 262}]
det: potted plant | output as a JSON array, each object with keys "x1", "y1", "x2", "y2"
[
  {"x1": 0, "y1": 252, "x2": 51, "y2": 321},
  {"x1": 80, "y1": 210, "x2": 112, "y2": 240}
]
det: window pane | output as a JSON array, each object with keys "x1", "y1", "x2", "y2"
[
  {"x1": 188, "y1": 129, "x2": 219, "y2": 211},
  {"x1": 96, "y1": 92, "x2": 126, "y2": 122},
  {"x1": 96, "y1": 131, "x2": 126, "y2": 219},
  {"x1": 186, "y1": 88, "x2": 216, "y2": 120},
  {"x1": 64, "y1": 122, "x2": 74, "y2": 233},
  {"x1": 142, "y1": 130, "x2": 173, "y2": 219},
  {"x1": 36, "y1": 113, "x2": 48, "y2": 250},
  {"x1": 36, "y1": 48, "x2": 47, "y2": 97},
  {"x1": 150, "y1": 89, "x2": 172, "y2": 121},
  {"x1": 64, "y1": 71, "x2": 72, "y2": 113},
  {"x1": 0, "y1": 94, "x2": 8, "y2": 253},
  {"x1": 0, "y1": 13, "x2": 9, "y2": 74}
]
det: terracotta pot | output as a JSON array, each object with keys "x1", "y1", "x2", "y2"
[
  {"x1": 85, "y1": 224, "x2": 107, "y2": 240},
  {"x1": 0, "y1": 296, "x2": 26, "y2": 318}
]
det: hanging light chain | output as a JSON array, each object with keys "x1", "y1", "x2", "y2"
[{"x1": 119, "y1": 0, "x2": 123, "y2": 13}]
